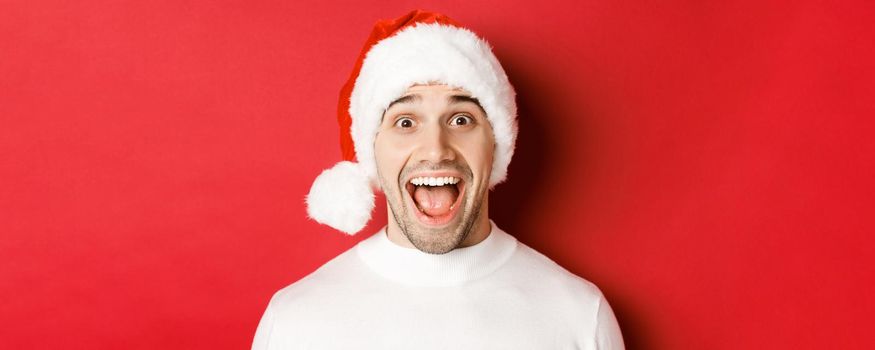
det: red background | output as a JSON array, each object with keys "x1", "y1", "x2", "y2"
[{"x1": 2, "y1": 0, "x2": 873, "y2": 349}]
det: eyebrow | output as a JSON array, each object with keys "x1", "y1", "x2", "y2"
[
  {"x1": 449, "y1": 95, "x2": 486, "y2": 114},
  {"x1": 383, "y1": 93, "x2": 486, "y2": 113},
  {"x1": 385, "y1": 94, "x2": 422, "y2": 111}
]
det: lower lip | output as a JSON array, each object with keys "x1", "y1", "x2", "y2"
[{"x1": 405, "y1": 181, "x2": 465, "y2": 227}]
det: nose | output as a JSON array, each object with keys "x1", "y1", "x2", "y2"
[{"x1": 415, "y1": 123, "x2": 456, "y2": 164}]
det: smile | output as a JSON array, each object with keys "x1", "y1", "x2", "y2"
[{"x1": 403, "y1": 174, "x2": 466, "y2": 227}]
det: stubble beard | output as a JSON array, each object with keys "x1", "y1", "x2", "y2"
[{"x1": 380, "y1": 161, "x2": 486, "y2": 255}]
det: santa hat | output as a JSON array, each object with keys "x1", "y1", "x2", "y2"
[{"x1": 306, "y1": 10, "x2": 518, "y2": 235}]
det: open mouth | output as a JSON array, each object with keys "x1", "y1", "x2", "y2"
[{"x1": 404, "y1": 175, "x2": 465, "y2": 226}]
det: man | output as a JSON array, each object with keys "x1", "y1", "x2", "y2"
[{"x1": 252, "y1": 10, "x2": 625, "y2": 349}]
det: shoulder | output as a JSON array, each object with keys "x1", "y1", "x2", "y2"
[
  {"x1": 488, "y1": 237, "x2": 624, "y2": 346},
  {"x1": 267, "y1": 245, "x2": 367, "y2": 311},
  {"x1": 504, "y1": 240, "x2": 608, "y2": 307},
  {"x1": 252, "y1": 246, "x2": 359, "y2": 349}
]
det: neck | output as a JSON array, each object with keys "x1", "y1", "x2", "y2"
[
  {"x1": 386, "y1": 195, "x2": 491, "y2": 250},
  {"x1": 355, "y1": 219, "x2": 518, "y2": 287}
]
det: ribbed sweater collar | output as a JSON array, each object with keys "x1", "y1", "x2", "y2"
[{"x1": 355, "y1": 220, "x2": 518, "y2": 287}]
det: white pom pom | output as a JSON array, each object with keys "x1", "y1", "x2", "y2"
[{"x1": 306, "y1": 161, "x2": 375, "y2": 235}]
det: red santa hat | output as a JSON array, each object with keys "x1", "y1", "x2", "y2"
[{"x1": 306, "y1": 10, "x2": 518, "y2": 235}]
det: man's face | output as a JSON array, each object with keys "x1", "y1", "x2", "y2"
[{"x1": 374, "y1": 84, "x2": 495, "y2": 254}]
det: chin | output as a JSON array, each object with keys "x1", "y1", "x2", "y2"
[{"x1": 403, "y1": 216, "x2": 471, "y2": 254}]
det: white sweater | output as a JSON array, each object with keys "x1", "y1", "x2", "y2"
[{"x1": 252, "y1": 221, "x2": 625, "y2": 349}]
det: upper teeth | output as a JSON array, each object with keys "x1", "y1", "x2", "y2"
[{"x1": 410, "y1": 176, "x2": 460, "y2": 186}]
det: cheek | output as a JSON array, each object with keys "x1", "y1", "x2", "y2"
[
  {"x1": 374, "y1": 134, "x2": 412, "y2": 183},
  {"x1": 457, "y1": 130, "x2": 495, "y2": 178}
]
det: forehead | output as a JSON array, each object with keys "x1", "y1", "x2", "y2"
[{"x1": 404, "y1": 83, "x2": 470, "y2": 95}]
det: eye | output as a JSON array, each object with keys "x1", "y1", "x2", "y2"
[
  {"x1": 394, "y1": 117, "x2": 415, "y2": 128},
  {"x1": 450, "y1": 114, "x2": 474, "y2": 126}
]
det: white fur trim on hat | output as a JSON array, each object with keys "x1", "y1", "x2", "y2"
[
  {"x1": 306, "y1": 161, "x2": 375, "y2": 235},
  {"x1": 349, "y1": 23, "x2": 518, "y2": 188}
]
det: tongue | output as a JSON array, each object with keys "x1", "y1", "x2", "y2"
[{"x1": 413, "y1": 185, "x2": 459, "y2": 217}]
